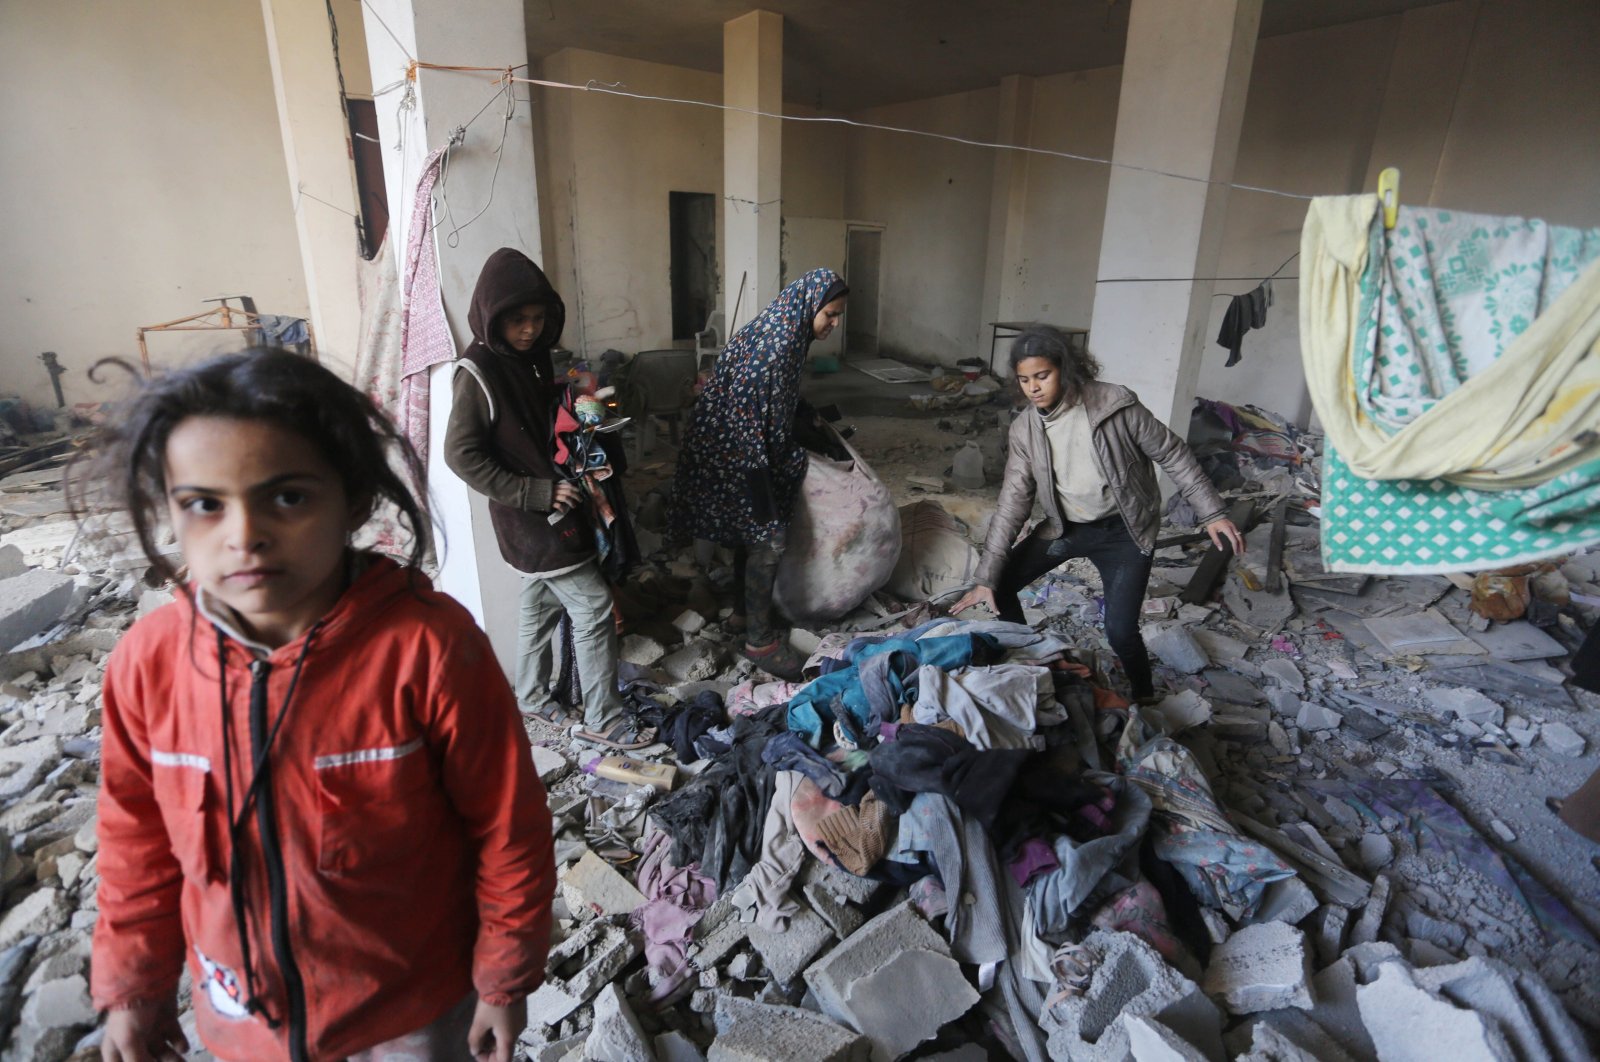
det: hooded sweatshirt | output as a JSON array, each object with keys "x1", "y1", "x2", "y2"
[
  {"x1": 444, "y1": 248, "x2": 593, "y2": 574},
  {"x1": 91, "y1": 556, "x2": 555, "y2": 1061}
]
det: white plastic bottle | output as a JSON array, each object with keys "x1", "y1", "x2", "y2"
[{"x1": 952, "y1": 440, "x2": 986, "y2": 490}]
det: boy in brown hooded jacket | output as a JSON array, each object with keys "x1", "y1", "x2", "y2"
[{"x1": 444, "y1": 248, "x2": 649, "y2": 749}]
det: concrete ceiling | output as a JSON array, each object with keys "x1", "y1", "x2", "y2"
[{"x1": 525, "y1": 1, "x2": 1450, "y2": 111}]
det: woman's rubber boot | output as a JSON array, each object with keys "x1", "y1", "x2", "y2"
[{"x1": 741, "y1": 637, "x2": 806, "y2": 682}]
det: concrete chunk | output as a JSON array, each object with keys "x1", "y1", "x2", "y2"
[
  {"x1": 1349, "y1": 873, "x2": 1392, "y2": 946},
  {"x1": 1423, "y1": 687, "x2": 1504, "y2": 727},
  {"x1": 843, "y1": 948, "x2": 978, "y2": 1061},
  {"x1": 1305, "y1": 942, "x2": 1402, "y2": 1059},
  {"x1": 1202, "y1": 922, "x2": 1314, "y2": 1014},
  {"x1": 1295, "y1": 701, "x2": 1342, "y2": 732},
  {"x1": 1260, "y1": 658, "x2": 1304, "y2": 693},
  {"x1": 585, "y1": 984, "x2": 653, "y2": 1062},
  {"x1": 1357, "y1": 962, "x2": 1515, "y2": 1062},
  {"x1": 654, "y1": 1031, "x2": 705, "y2": 1062},
  {"x1": 709, "y1": 995, "x2": 868, "y2": 1062},
  {"x1": 562, "y1": 851, "x2": 647, "y2": 920},
  {"x1": 527, "y1": 982, "x2": 583, "y2": 1027},
  {"x1": 1041, "y1": 929, "x2": 1223, "y2": 1062},
  {"x1": 1144, "y1": 623, "x2": 1209, "y2": 673},
  {"x1": 804, "y1": 901, "x2": 947, "y2": 1021},
  {"x1": 620, "y1": 634, "x2": 667, "y2": 667},
  {"x1": 0, "y1": 887, "x2": 67, "y2": 948},
  {"x1": 747, "y1": 902, "x2": 833, "y2": 985},
  {"x1": 0, "y1": 569, "x2": 75, "y2": 653},
  {"x1": 1539, "y1": 721, "x2": 1586, "y2": 758},
  {"x1": 1416, "y1": 956, "x2": 1589, "y2": 1062},
  {"x1": 1125, "y1": 1015, "x2": 1209, "y2": 1061}
]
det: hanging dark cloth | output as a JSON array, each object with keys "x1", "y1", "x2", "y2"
[{"x1": 1217, "y1": 279, "x2": 1273, "y2": 367}]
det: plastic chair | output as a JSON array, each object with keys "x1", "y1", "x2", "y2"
[{"x1": 617, "y1": 349, "x2": 700, "y2": 462}]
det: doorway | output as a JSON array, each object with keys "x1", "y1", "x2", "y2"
[
  {"x1": 669, "y1": 191, "x2": 718, "y2": 341},
  {"x1": 844, "y1": 225, "x2": 883, "y2": 356}
]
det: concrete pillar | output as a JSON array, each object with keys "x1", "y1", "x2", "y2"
[
  {"x1": 1088, "y1": 0, "x2": 1262, "y2": 429},
  {"x1": 361, "y1": 0, "x2": 542, "y2": 673},
  {"x1": 723, "y1": 10, "x2": 783, "y2": 332},
  {"x1": 980, "y1": 75, "x2": 1036, "y2": 359},
  {"x1": 260, "y1": 0, "x2": 365, "y2": 379}
]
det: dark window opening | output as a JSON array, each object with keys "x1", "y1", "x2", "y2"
[{"x1": 669, "y1": 191, "x2": 717, "y2": 341}]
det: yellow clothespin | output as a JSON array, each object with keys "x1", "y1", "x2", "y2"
[{"x1": 1377, "y1": 167, "x2": 1401, "y2": 230}]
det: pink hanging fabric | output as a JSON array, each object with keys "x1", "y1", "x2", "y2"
[{"x1": 398, "y1": 147, "x2": 456, "y2": 472}]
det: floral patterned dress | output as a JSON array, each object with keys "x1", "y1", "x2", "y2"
[{"x1": 670, "y1": 269, "x2": 843, "y2": 546}]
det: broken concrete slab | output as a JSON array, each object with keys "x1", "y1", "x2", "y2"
[
  {"x1": 1041, "y1": 929, "x2": 1224, "y2": 1062},
  {"x1": 654, "y1": 1031, "x2": 705, "y2": 1062},
  {"x1": 1223, "y1": 580, "x2": 1295, "y2": 630},
  {"x1": 672, "y1": 609, "x2": 707, "y2": 636},
  {"x1": 1539, "y1": 721, "x2": 1586, "y2": 758},
  {"x1": 1422, "y1": 687, "x2": 1504, "y2": 727},
  {"x1": 1201, "y1": 668, "x2": 1263, "y2": 705},
  {"x1": 1362, "y1": 609, "x2": 1484, "y2": 657},
  {"x1": 1357, "y1": 961, "x2": 1515, "y2": 1062},
  {"x1": 11, "y1": 972, "x2": 95, "y2": 1062},
  {"x1": 1260, "y1": 658, "x2": 1304, "y2": 693},
  {"x1": 1295, "y1": 701, "x2": 1342, "y2": 732},
  {"x1": 532, "y1": 745, "x2": 572, "y2": 786},
  {"x1": 803, "y1": 880, "x2": 865, "y2": 940},
  {"x1": 1145, "y1": 623, "x2": 1209, "y2": 674},
  {"x1": 662, "y1": 641, "x2": 727, "y2": 683},
  {"x1": 1463, "y1": 620, "x2": 1566, "y2": 661},
  {"x1": 1414, "y1": 956, "x2": 1588, "y2": 1062},
  {"x1": 1248, "y1": 876, "x2": 1318, "y2": 927},
  {"x1": 527, "y1": 982, "x2": 583, "y2": 1028},
  {"x1": 1308, "y1": 905, "x2": 1349, "y2": 968},
  {"x1": 1202, "y1": 922, "x2": 1314, "y2": 1014},
  {"x1": 1124, "y1": 1014, "x2": 1210, "y2": 1062},
  {"x1": 1358, "y1": 833, "x2": 1394, "y2": 873},
  {"x1": 708, "y1": 995, "x2": 868, "y2": 1062},
  {"x1": 0, "y1": 887, "x2": 67, "y2": 948},
  {"x1": 561, "y1": 851, "x2": 646, "y2": 920},
  {"x1": 586, "y1": 984, "x2": 653, "y2": 1062},
  {"x1": 747, "y1": 902, "x2": 833, "y2": 985},
  {"x1": 840, "y1": 948, "x2": 978, "y2": 1061},
  {"x1": 1349, "y1": 874, "x2": 1393, "y2": 947},
  {"x1": 1147, "y1": 690, "x2": 1212, "y2": 734},
  {"x1": 1235, "y1": 1011, "x2": 1360, "y2": 1062},
  {"x1": 0, "y1": 569, "x2": 75, "y2": 653},
  {"x1": 802, "y1": 900, "x2": 974, "y2": 1057},
  {"x1": 1189, "y1": 628, "x2": 1251, "y2": 669},
  {"x1": 546, "y1": 919, "x2": 643, "y2": 1003}
]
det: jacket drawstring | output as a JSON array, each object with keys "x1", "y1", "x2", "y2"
[{"x1": 214, "y1": 624, "x2": 319, "y2": 1030}]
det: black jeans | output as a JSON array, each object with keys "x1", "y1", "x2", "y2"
[{"x1": 993, "y1": 515, "x2": 1155, "y2": 698}]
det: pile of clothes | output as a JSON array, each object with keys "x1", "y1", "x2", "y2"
[{"x1": 619, "y1": 618, "x2": 1301, "y2": 1058}]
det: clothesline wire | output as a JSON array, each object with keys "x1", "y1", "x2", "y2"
[
  {"x1": 400, "y1": 61, "x2": 1322, "y2": 202},
  {"x1": 1099, "y1": 251, "x2": 1302, "y2": 290}
]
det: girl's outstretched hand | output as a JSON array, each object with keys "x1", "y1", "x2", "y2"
[
  {"x1": 469, "y1": 998, "x2": 527, "y2": 1062},
  {"x1": 949, "y1": 584, "x2": 998, "y2": 616},
  {"x1": 102, "y1": 999, "x2": 187, "y2": 1062}
]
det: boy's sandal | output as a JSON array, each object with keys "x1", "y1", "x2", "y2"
[
  {"x1": 524, "y1": 702, "x2": 573, "y2": 725},
  {"x1": 741, "y1": 638, "x2": 807, "y2": 683},
  {"x1": 575, "y1": 719, "x2": 658, "y2": 751}
]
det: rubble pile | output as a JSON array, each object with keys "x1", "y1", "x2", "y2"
[{"x1": 0, "y1": 405, "x2": 1596, "y2": 1061}]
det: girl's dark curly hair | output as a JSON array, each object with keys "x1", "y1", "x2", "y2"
[
  {"x1": 68, "y1": 348, "x2": 431, "y2": 589},
  {"x1": 1007, "y1": 324, "x2": 1103, "y2": 408}
]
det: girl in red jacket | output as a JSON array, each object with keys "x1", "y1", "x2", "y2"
[{"x1": 78, "y1": 350, "x2": 555, "y2": 1062}]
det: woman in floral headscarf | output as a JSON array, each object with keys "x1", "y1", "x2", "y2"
[{"x1": 670, "y1": 268, "x2": 848, "y2": 681}]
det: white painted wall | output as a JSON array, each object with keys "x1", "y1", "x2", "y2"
[
  {"x1": 0, "y1": 0, "x2": 308, "y2": 410},
  {"x1": 843, "y1": 86, "x2": 999, "y2": 367},
  {"x1": 535, "y1": 49, "x2": 724, "y2": 359}
]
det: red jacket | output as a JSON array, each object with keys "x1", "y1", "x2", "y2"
[{"x1": 91, "y1": 557, "x2": 555, "y2": 1060}]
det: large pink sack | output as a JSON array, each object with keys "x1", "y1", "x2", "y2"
[{"x1": 774, "y1": 429, "x2": 902, "y2": 623}]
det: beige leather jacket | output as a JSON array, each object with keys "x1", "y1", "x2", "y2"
[{"x1": 974, "y1": 380, "x2": 1227, "y2": 587}]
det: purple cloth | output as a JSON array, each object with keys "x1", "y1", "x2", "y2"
[
  {"x1": 632, "y1": 828, "x2": 717, "y2": 1002},
  {"x1": 1007, "y1": 837, "x2": 1060, "y2": 888}
]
